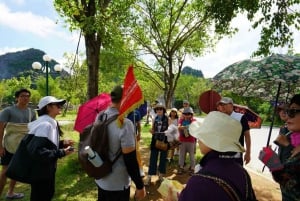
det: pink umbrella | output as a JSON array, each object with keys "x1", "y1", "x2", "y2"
[{"x1": 74, "y1": 93, "x2": 111, "y2": 133}]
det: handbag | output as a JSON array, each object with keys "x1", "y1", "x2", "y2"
[
  {"x1": 6, "y1": 134, "x2": 34, "y2": 184},
  {"x1": 154, "y1": 132, "x2": 168, "y2": 151},
  {"x1": 155, "y1": 140, "x2": 168, "y2": 151}
]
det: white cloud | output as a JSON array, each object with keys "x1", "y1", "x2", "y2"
[
  {"x1": 11, "y1": 0, "x2": 25, "y2": 6},
  {"x1": 0, "y1": 47, "x2": 28, "y2": 56},
  {"x1": 184, "y1": 15, "x2": 261, "y2": 78},
  {"x1": 0, "y1": 3, "x2": 68, "y2": 38}
]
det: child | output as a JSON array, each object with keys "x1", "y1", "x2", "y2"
[{"x1": 177, "y1": 107, "x2": 196, "y2": 175}]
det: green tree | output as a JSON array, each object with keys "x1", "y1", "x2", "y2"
[
  {"x1": 2, "y1": 77, "x2": 32, "y2": 104},
  {"x1": 54, "y1": 0, "x2": 135, "y2": 100},
  {"x1": 175, "y1": 75, "x2": 211, "y2": 110},
  {"x1": 252, "y1": 1, "x2": 300, "y2": 56}
]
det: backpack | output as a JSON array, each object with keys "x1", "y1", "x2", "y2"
[{"x1": 78, "y1": 112, "x2": 120, "y2": 179}]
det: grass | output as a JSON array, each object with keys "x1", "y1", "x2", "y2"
[{"x1": 1, "y1": 113, "x2": 203, "y2": 201}]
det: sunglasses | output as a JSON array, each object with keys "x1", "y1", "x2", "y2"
[
  {"x1": 285, "y1": 109, "x2": 300, "y2": 118},
  {"x1": 51, "y1": 103, "x2": 63, "y2": 109},
  {"x1": 156, "y1": 108, "x2": 164, "y2": 111},
  {"x1": 183, "y1": 113, "x2": 192, "y2": 115}
]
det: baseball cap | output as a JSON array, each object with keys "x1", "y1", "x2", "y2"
[
  {"x1": 189, "y1": 111, "x2": 244, "y2": 153},
  {"x1": 183, "y1": 100, "x2": 189, "y2": 104},
  {"x1": 217, "y1": 97, "x2": 233, "y2": 105},
  {"x1": 37, "y1": 96, "x2": 66, "y2": 110},
  {"x1": 182, "y1": 107, "x2": 194, "y2": 114}
]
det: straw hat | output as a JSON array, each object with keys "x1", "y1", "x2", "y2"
[{"x1": 189, "y1": 111, "x2": 245, "y2": 153}]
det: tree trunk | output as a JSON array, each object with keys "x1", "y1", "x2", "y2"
[{"x1": 85, "y1": 34, "x2": 101, "y2": 100}]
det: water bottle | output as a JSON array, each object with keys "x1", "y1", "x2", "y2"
[{"x1": 84, "y1": 146, "x2": 103, "y2": 167}]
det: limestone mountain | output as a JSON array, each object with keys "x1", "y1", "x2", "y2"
[{"x1": 0, "y1": 48, "x2": 67, "y2": 80}]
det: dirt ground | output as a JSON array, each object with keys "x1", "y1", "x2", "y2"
[{"x1": 137, "y1": 145, "x2": 281, "y2": 201}]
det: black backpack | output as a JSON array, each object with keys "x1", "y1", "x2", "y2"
[{"x1": 78, "y1": 112, "x2": 120, "y2": 179}]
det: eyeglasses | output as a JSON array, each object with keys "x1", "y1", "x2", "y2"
[
  {"x1": 183, "y1": 113, "x2": 192, "y2": 115},
  {"x1": 156, "y1": 108, "x2": 163, "y2": 111},
  {"x1": 285, "y1": 109, "x2": 300, "y2": 118},
  {"x1": 19, "y1": 94, "x2": 30, "y2": 98}
]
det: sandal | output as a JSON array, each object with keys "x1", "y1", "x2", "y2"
[{"x1": 6, "y1": 193, "x2": 24, "y2": 199}]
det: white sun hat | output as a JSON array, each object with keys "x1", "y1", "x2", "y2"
[{"x1": 189, "y1": 111, "x2": 245, "y2": 153}]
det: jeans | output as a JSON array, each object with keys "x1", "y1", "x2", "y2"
[{"x1": 148, "y1": 148, "x2": 167, "y2": 175}]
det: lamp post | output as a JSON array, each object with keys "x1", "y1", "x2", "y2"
[{"x1": 32, "y1": 54, "x2": 62, "y2": 96}]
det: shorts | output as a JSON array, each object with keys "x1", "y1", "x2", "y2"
[{"x1": 0, "y1": 149, "x2": 13, "y2": 165}]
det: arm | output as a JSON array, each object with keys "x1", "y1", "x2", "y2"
[
  {"x1": 122, "y1": 147, "x2": 146, "y2": 200},
  {"x1": 136, "y1": 121, "x2": 141, "y2": 141},
  {"x1": 244, "y1": 130, "x2": 251, "y2": 164},
  {"x1": 0, "y1": 122, "x2": 5, "y2": 157}
]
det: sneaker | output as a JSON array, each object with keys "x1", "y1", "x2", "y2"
[
  {"x1": 5, "y1": 193, "x2": 24, "y2": 199},
  {"x1": 140, "y1": 168, "x2": 145, "y2": 178},
  {"x1": 144, "y1": 176, "x2": 151, "y2": 186}
]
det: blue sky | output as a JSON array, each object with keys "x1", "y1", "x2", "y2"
[{"x1": 1, "y1": 0, "x2": 299, "y2": 78}]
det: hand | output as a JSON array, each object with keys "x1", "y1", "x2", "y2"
[
  {"x1": 64, "y1": 146, "x2": 75, "y2": 155},
  {"x1": 244, "y1": 151, "x2": 251, "y2": 164},
  {"x1": 291, "y1": 145, "x2": 300, "y2": 157},
  {"x1": 259, "y1": 146, "x2": 283, "y2": 172},
  {"x1": 63, "y1": 138, "x2": 75, "y2": 147},
  {"x1": 274, "y1": 134, "x2": 290, "y2": 146},
  {"x1": 134, "y1": 187, "x2": 146, "y2": 200}
]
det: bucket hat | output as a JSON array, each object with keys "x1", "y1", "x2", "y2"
[
  {"x1": 170, "y1": 108, "x2": 178, "y2": 112},
  {"x1": 189, "y1": 111, "x2": 245, "y2": 153},
  {"x1": 154, "y1": 103, "x2": 166, "y2": 113}
]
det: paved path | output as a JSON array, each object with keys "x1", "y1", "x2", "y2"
[{"x1": 246, "y1": 126, "x2": 279, "y2": 179}]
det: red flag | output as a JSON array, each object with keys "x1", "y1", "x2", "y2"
[{"x1": 117, "y1": 65, "x2": 144, "y2": 126}]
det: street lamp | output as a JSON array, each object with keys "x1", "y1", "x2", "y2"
[{"x1": 32, "y1": 54, "x2": 62, "y2": 96}]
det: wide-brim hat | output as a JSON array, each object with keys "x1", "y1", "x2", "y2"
[
  {"x1": 189, "y1": 111, "x2": 245, "y2": 153},
  {"x1": 37, "y1": 96, "x2": 66, "y2": 110},
  {"x1": 154, "y1": 103, "x2": 166, "y2": 112}
]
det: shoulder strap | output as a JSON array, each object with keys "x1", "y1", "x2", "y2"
[
  {"x1": 195, "y1": 173, "x2": 241, "y2": 201},
  {"x1": 102, "y1": 113, "x2": 120, "y2": 163},
  {"x1": 111, "y1": 149, "x2": 122, "y2": 164}
]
